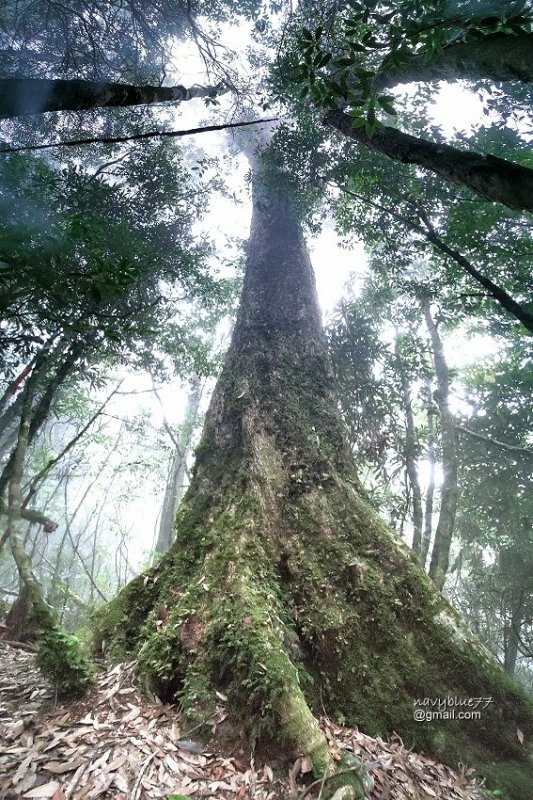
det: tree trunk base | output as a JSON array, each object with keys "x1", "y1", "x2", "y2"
[{"x1": 93, "y1": 459, "x2": 533, "y2": 798}]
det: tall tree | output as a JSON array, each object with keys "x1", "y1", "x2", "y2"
[
  {"x1": 95, "y1": 142, "x2": 533, "y2": 799},
  {"x1": 2, "y1": 2, "x2": 533, "y2": 797},
  {"x1": 155, "y1": 375, "x2": 204, "y2": 555}
]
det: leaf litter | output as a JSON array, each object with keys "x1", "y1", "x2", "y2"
[{"x1": 0, "y1": 642, "x2": 489, "y2": 799}]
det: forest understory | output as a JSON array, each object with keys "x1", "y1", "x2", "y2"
[{"x1": 0, "y1": 641, "x2": 490, "y2": 800}]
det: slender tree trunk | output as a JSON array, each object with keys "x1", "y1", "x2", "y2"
[
  {"x1": 499, "y1": 547, "x2": 525, "y2": 678},
  {"x1": 425, "y1": 309, "x2": 459, "y2": 591},
  {"x1": 0, "y1": 78, "x2": 225, "y2": 118},
  {"x1": 155, "y1": 376, "x2": 203, "y2": 555},
  {"x1": 4, "y1": 375, "x2": 54, "y2": 639},
  {"x1": 396, "y1": 341, "x2": 423, "y2": 555},
  {"x1": 325, "y1": 110, "x2": 533, "y2": 212},
  {"x1": 0, "y1": 344, "x2": 80, "y2": 503},
  {"x1": 503, "y1": 608, "x2": 522, "y2": 678},
  {"x1": 95, "y1": 151, "x2": 533, "y2": 797},
  {"x1": 421, "y1": 396, "x2": 436, "y2": 568}
]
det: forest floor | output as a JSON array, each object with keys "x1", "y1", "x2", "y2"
[{"x1": 0, "y1": 641, "x2": 489, "y2": 800}]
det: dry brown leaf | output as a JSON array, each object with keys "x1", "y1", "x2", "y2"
[
  {"x1": 22, "y1": 780, "x2": 60, "y2": 798},
  {"x1": 123, "y1": 706, "x2": 141, "y2": 723},
  {"x1": 43, "y1": 759, "x2": 84, "y2": 774}
]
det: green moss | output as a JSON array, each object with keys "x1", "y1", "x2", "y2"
[
  {"x1": 92, "y1": 328, "x2": 533, "y2": 797},
  {"x1": 37, "y1": 625, "x2": 94, "y2": 698},
  {"x1": 478, "y1": 761, "x2": 533, "y2": 800}
]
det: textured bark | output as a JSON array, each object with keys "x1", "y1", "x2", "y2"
[
  {"x1": 0, "y1": 78, "x2": 225, "y2": 118},
  {"x1": 325, "y1": 110, "x2": 533, "y2": 213},
  {"x1": 95, "y1": 155, "x2": 533, "y2": 799},
  {"x1": 421, "y1": 399, "x2": 436, "y2": 568},
  {"x1": 374, "y1": 32, "x2": 533, "y2": 91},
  {"x1": 4, "y1": 374, "x2": 53, "y2": 639},
  {"x1": 425, "y1": 309, "x2": 459, "y2": 591}
]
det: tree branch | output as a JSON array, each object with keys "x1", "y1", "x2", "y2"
[
  {"x1": 331, "y1": 182, "x2": 533, "y2": 333},
  {"x1": 0, "y1": 118, "x2": 279, "y2": 155},
  {"x1": 0, "y1": 77, "x2": 230, "y2": 118},
  {"x1": 21, "y1": 380, "x2": 124, "y2": 507},
  {"x1": 324, "y1": 110, "x2": 533, "y2": 213},
  {"x1": 373, "y1": 32, "x2": 533, "y2": 91},
  {"x1": 455, "y1": 425, "x2": 533, "y2": 457}
]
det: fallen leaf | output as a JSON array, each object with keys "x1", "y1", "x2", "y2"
[{"x1": 23, "y1": 781, "x2": 60, "y2": 798}]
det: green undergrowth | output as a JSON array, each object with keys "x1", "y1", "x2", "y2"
[{"x1": 37, "y1": 624, "x2": 94, "y2": 698}]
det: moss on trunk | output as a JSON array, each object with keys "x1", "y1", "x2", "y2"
[{"x1": 94, "y1": 155, "x2": 533, "y2": 799}]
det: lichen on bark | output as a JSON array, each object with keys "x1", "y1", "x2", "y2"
[{"x1": 94, "y1": 150, "x2": 533, "y2": 800}]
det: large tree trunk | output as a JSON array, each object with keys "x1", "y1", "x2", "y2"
[
  {"x1": 95, "y1": 156, "x2": 533, "y2": 799},
  {"x1": 374, "y1": 32, "x2": 533, "y2": 91}
]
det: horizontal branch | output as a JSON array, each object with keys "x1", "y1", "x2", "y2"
[
  {"x1": 324, "y1": 109, "x2": 533, "y2": 213},
  {"x1": 0, "y1": 77, "x2": 228, "y2": 118},
  {"x1": 0, "y1": 117, "x2": 279, "y2": 155},
  {"x1": 455, "y1": 425, "x2": 533, "y2": 457}
]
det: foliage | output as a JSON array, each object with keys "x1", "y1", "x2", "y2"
[
  {"x1": 449, "y1": 340, "x2": 533, "y2": 682},
  {"x1": 280, "y1": 0, "x2": 533, "y2": 133},
  {"x1": 36, "y1": 624, "x2": 94, "y2": 697}
]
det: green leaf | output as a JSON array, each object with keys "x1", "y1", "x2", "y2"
[
  {"x1": 316, "y1": 52, "x2": 332, "y2": 68},
  {"x1": 377, "y1": 95, "x2": 397, "y2": 115},
  {"x1": 334, "y1": 57, "x2": 355, "y2": 67},
  {"x1": 346, "y1": 42, "x2": 367, "y2": 53}
]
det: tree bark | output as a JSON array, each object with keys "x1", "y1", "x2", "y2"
[
  {"x1": 374, "y1": 32, "x2": 533, "y2": 91},
  {"x1": 94, "y1": 152, "x2": 533, "y2": 796},
  {"x1": 325, "y1": 110, "x2": 533, "y2": 213},
  {"x1": 0, "y1": 344, "x2": 80, "y2": 503},
  {"x1": 421, "y1": 395, "x2": 436, "y2": 568},
  {"x1": 0, "y1": 78, "x2": 225, "y2": 118},
  {"x1": 155, "y1": 376, "x2": 203, "y2": 555},
  {"x1": 425, "y1": 309, "x2": 459, "y2": 591},
  {"x1": 3, "y1": 373, "x2": 55, "y2": 640},
  {"x1": 396, "y1": 343, "x2": 423, "y2": 556}
]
